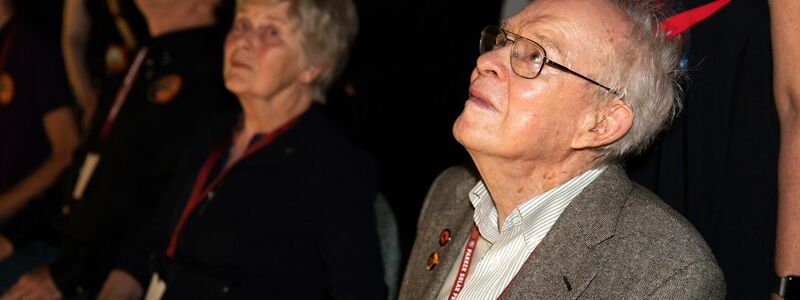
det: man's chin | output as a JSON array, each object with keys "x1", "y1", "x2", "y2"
[{"x1": 453, "y1": 117, "x2": 490, "y2": 151}]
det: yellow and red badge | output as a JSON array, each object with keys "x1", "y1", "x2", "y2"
[
  {"x1": 0, "y1": 72, "x2": 14, "y2": 106},
  {"x1": 148, "y1": 74, "x2": 182, "y2": 104},
  {"x1": 426, "y1": 252, "x2": 439, "y2": 271},
  {"x1": 439, "y1": 229, "x2": 451, "y2": 246},
  {"x1": 105, "y1": 43, "x2": 129, "y2": 75}
]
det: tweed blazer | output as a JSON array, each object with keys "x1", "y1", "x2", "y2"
[{"x1": 399, "y1": 164, "x2": 725, "y2": 299}]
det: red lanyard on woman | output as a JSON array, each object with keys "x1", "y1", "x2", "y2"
[{"x1": 166, "y1": 116, "x2": 299, "y2": 258}]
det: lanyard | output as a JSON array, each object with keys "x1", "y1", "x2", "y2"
[
  {"x1": 448, "y1": 225, "x2": 539, "y2": 300},
  {"x1": 0, "y1": 21, "x2": 18, "y2": 72},
  {"x1": 166, "y1": 116, "x2": 300, "y2": 258},
  {"x1": 97, "y1": 46, "x2": 148, "y2": 140},
  {"x1": 661, "y1": 0, "x2": 731, "y2": 39},
  {"x1": 448, "y1": 225, "x2": 481, "y2": 299}
]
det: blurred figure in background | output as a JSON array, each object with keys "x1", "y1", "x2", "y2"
[
  {"x1": 0, "y1": 0, "x2": 236, "y2": 298},
  {"x1": 0, "y1": 0, "x2": 78, "y2": 221},
  {"x1": 0, "y1": 0, "x2": 79, "y2": 286},
  {"x1": 62, "y1": 0, "x2": 149, "y2": 129},
  {"x1": 625, "y1": 1, "x2": 783, "y2": 297},
  {"x1": 96, "y1": 0, "x2": 385, "y2": 298}
]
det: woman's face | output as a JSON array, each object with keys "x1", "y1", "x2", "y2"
[{"x1": 223, "y1": 2, "x2": 313, "y2": 100}]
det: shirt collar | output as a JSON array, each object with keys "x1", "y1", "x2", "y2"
[{"x1": 469, "y1": 166, "x2": 607, "y2": 250}]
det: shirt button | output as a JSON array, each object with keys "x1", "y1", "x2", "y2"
[
  {"x1": 207, "y1": 190, "x2": 216, "y2": 200},
  {"x1": 62, "y1": 204, "x2": 71, "y2": 215},
  {"x1": 221, "y1": 286, "x2": 230, "y2": 293}
]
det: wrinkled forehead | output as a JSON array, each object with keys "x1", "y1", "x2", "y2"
[
  {"x1": 233, "y1": 0, "x2": 296, "y2": 29},
  {"x1": 504, "y1": 0, "x2": 630, "y2": 58},
  {"x1": 236, "y1": 0, "x2": 287, "y2": 10}
]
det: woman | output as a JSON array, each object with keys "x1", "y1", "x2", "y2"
[{"x1": 96, "y1": 0, "x2": 386, "y2": 298}]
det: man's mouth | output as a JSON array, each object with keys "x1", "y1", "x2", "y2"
[{"x1": 467, "y1": 87, "x2": 497, "y2": 111}]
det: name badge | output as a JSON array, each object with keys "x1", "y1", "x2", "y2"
[
  {"x1": 144, "y1": 272, "x2": 167, "y2": 300},
  {"x1": 72, "y1": 152, "x2": 101, "y2": 200}
]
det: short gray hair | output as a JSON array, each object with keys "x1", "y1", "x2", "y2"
[
  {"x1": 236, "y1": 0, "x2": 358, "y2": 102},
  {"x1": 584, "y1": 0, "x2": 683, "y2": 162}
]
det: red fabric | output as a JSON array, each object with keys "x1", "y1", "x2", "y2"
[{"x1": 661, "y1": 0, "x2": 731, "y2": 39}]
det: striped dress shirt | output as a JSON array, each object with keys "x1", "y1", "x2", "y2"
[{"x1": 436, "y1": 167, "x2": 606, "y2": 299}]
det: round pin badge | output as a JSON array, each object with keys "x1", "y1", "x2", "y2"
[
  {"x1": 105, "y1": 43, "x2": 129, "y2": 75},
  {"x1": 149, "y1": 74, "x2": 183, "y2": 104},
  {"x1": 0, "y1": 72, "x2": 14, "y2": 106},
  {"x1": 439, "y1": 229, "x2": 451, "y2": 246},
  {"x1": 426, "y1": 252, "x2": 439, "y2": 271}
]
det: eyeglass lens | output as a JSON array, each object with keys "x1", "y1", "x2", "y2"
[{"x1": 480, "y1": 26, "x2": 546, "y2": 79}]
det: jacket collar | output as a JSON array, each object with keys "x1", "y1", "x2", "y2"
[
  {"x1": 503, "y1": 164, "x2": 632, "y2": 299},
  {"x1": 208, "y1": 104, "x2": 327, "y2": 168}
]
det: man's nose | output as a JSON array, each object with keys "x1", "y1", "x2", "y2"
[{"x1": 475, "y1": 45, "x2": 511, "y2": 81}]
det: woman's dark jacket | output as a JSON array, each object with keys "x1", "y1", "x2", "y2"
[{"x1": 118, "y1": 104, "x2": 387, "y2": 299}]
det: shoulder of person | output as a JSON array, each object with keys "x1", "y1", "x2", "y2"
[{"x1": 601, "y1": 181, "x2": 724, "y2": 293}]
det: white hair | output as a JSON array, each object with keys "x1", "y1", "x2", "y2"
[{"x1": 585, "y1": 0, "x2": 684, "y2": 162}]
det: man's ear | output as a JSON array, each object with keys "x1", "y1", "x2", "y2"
[
  {"x1": 300, "y1": 65, "x2": 323, "y2": 84},
  {"x1": 571, "y1": 99, "x2": 633, "y2": 150}
]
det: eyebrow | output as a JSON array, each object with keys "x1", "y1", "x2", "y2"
[
  {"x1": 530, "y1": 32, "x2": 563, "y2": 56},
  {"x1": 500, "y1": 20, "x2": 565, "y2": 56}
]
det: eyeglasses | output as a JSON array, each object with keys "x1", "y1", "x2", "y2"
[{"x1": 479, "y1": 26, "x2": 620, "y2": 96}]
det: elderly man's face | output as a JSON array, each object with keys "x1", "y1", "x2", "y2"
[{"x1": 453, "y1": 0, "x2": 628, "y2": 163}]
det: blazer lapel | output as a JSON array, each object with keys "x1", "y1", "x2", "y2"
[
  {"x1": 400, "y1": 165, "x2": 481, "y2": 300},
  {"x1": 503, "y1": 165, "x2": 632, "y2": 299},
  {"x1": 417, "y1": 208, "x2": 475, "y2": 299}
]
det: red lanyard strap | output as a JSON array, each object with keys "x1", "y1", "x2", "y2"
[
  {"x1": 166, "y1": 116, "x2": 300, "y2": 258},
  {"x1": 661, "y1": 0, "x2": 731, "y2": 39},
  {"x1": 448, "y1": 225, "x2": 540, "y2": 300},
  {"x1": 448, "y1": 225, "x2": 480, "y2": 299},
  {"x1": 98, "y1": 47, "x2": 148, "y2": 141}
]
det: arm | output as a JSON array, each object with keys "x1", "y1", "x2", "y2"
[
  {"x1": 0, "y1": 106, "x2": 79, "y2": 217},
  {"x1": 769, "y1": 0, "x2": 800, "y2": 288},
  {"x1": 62, "y1": 0, "x2": 97, "y2": 128}
]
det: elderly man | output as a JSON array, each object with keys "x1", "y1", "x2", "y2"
[{"x1": 399, "y1": 0, "x2": 725, "y2": 299}]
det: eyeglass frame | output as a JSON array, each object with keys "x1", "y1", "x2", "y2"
[{"x1": 480, "y1": 25, "x2": 621, "y2": 97}]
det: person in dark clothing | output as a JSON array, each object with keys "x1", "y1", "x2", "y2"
[
  {"x1": 626, "y1": 0, "x2": 779, "y2": 298},
  {"x1": 95, "y1": 0, "x2": 385, "y2": 299},
  {"x1": 62, "y1": 0, "x2": 150, "y2": 128},
  {"x1": 0, "y1": 0, "x2": 236, "y2": 298},
  {"x1": 0, "y1": 0, "x2": 79, "y2": 222},
  {"x1": 0, "y1": 0, "x2": 80, "y2": 291}
]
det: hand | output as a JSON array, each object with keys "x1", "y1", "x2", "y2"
[
  {"x1": 97, "y1": 269, "x2": 143, "y2": 300},
  {"x1": 0, "y1": 267, "x2": 62, "y2": 300},
  {"x1": 0, "y1": 235, "x2": 13, "y2": 261}
]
